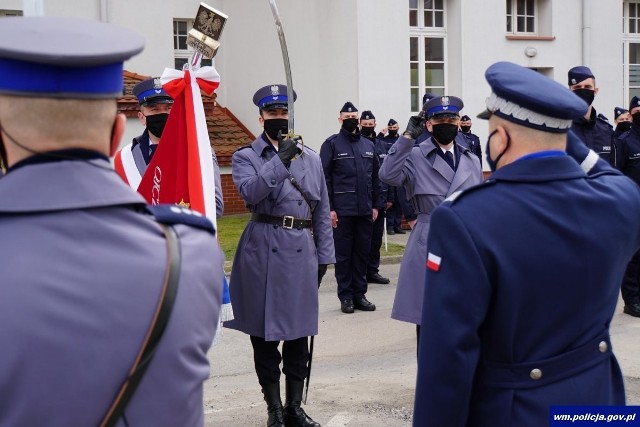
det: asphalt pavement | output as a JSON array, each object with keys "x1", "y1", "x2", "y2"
[{"x1": 205, "y1": 228, "x2": 640, "y2": 426}]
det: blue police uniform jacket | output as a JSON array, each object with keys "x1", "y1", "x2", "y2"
[
  {"x1": 129, "y1": 130, "x2": 225, "y2": 217},
  {"x1": 570, "y1": 108, "x2": 614, "y2": 165},
  {"x1": 225, "y1": 134, "x2": 335, "y2": 341},
  {"x1": 319, "y1": 128, "x2": 382, "y2": 216},
  {"x1": 613, "y1": 124, "x2": 640, "y2": 186},
  {"x1": 414, "y1": 152, "x2": 640, "y2": 427},
  {"x1": 0, "y1": 152, "x2": 224, "y2": 427},
  {"x1": 461, "y1": 131, "x2": 482, "y2": 164},
  {"x1": 369, "y1": 135, "x2": 393, "y2": 209}
]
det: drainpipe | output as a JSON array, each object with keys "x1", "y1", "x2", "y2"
[
  {"x1": 23, "y1": 0, "x2": 44, "y2": 16},
  {"x1": 100, "y1": 0, "x2": 108, "y2": 22},
  {"x1": 582, "y1": 0, "x2": 591, "y2": 65}
]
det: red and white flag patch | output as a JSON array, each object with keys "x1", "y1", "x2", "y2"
[{"x1": 426, "y1": 252, "x2": 442, "y2": 272}]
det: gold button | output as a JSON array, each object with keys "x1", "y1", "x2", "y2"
[
  {"x1": 599, "y1": 341, "x2": 608, "y2": 353},
  {"x1": 530, "y1": 368, "x2": 542, "y2": 380}
]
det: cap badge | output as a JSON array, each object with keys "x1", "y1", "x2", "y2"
[
  {"x1": 271, "y1": 85, "x2": 280, "y2": 95},
  {"x1": 348, "y1": 107, "x2": 353, "y2": 112},
  {"x1": 153, "y1": 78, "x2": 162, "y2": 89},
  {"x1": 441, "y1": 97, "x2": 450, "y2": 107},
  {"x1": 571, "y1": 78, "x2": 577, "y2": 85}
]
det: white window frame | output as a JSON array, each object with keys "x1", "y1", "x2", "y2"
[
  {"x1": 173, "y1": 18, "x2": 213, "y2": 70},
  {"x1": 409, "y1": 0, "x2": 447, "y2": 113},
  {"x1": 506, "y1": 0, "x2": 537, "y2": 35},
  {"x1": 624, "y1": 1, "x2": 640, "y2": 104}
]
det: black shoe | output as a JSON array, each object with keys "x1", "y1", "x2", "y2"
[
  {"x1": 386, "y1": 228, "x2": 395, "y2": 235},
  {"x1": 354, "y1": 297, "x2": 376, "y2": 311},
  {"x1": 284, "y1": 379, "x2": 320, "y2": 427},
  {"x1": 341, "y1": 299, "x2": 354, "y2": 314},
  {"x1": 262, "y1": 382, "x2": 285, "y2": 427},
  {"x1": 624, "y1": 303, "x2": 640, "y2": 317},
  {"x1": 394, "y1": 228, "x2": 406, "y2": 234},
  {"x1": 367, "y1": 272, "x2": 390, "y2": 284}
]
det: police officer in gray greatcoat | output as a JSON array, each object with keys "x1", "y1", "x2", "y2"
[
  {"x1": 320, "y1": 102, "x2": 382, "y2": 314},
  {"x1": 0, "y1": 17, "x2": 224, "y2": 427},
  {"x1": 379, "y1": 96, "x2": 483, "y2": 344},
  {"x1": 414, "y1": 61, "x2": 640, "y2": 427},
  {"x1": 225, "y1": 85, "x2": 334, "y2": 427},
  {"x1": 117, "y1": 77, "x2": 224, "y2": 217}
]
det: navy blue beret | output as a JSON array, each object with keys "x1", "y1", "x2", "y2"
[
  {"x1": 568, "y1": 66, "x2": 595, "y2": 86},
  {"x1": 460, "y1": 115, "x2": 471, "y2": 121},
  {"x1": 614, "y1": 107, "x2": 629, "y2": 120},
  {"x1": 133, "y1": 78, "x2": 173, "y2": 106},
  {"x1": 424, "y1": 96, "x2": 463, "y2": 119},
  {"x1": 360, "y1": 110, "x2": 375, "y2": 120},
  {"x1": 0, "y1": 17, "x2": 144, "y2": 98},
  {"x1": 252, "y1": 84, "x2": 297, "y2": 110},
  {"x1": 630, "y1": 96, "x2": 640, "y2": 111},
  {"x1": 340, "y1": 101, "x2": 358, "y2": 113},
  {"x1": 388, "y1": 119, "x2": 398, "y2": 126},
  {"x1": 478, "y1": 62, "x2": 588, "y2": 133}
]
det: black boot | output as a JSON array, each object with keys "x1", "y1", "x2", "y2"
[
  {"x1": 284, "y1": 379, "x2": 320, "y2": 427},
  {"x1": 262, "y1": 382, "x2": 285, "y2": 427}
]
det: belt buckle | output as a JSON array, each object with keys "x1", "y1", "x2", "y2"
[{"x1": 282, "y1": 215, "x2": 294, "y2": 229}]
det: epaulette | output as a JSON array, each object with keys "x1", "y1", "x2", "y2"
[
  {"x1": 147, "y1": 205, "x2": 216, "y2": 235},
  {"x1": 443, "y1": 180, "x2": 496, "y2": 205},
  {"x1": 324, "y1": 134, "x2": 339, "y2": 144},
  {"x1": 596, "y1": 114, "x2": 613, "y2": 128},
  {"x1": 234, "y1": 145, "x2": 252, "y2": 153},
  {"x1": 302, "y1": 145, "x2": 318, "y2": 154}
]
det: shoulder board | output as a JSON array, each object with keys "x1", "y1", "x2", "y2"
[
  {"x1": 302, "y1": 145, "x2": 318, "y2": 154},
  {"x1": 234, "y1": 145, "x2": 252, "y2": 153},
  {"x1": 443, "y1": 180, "x2": 496, "y2": 206},
  {"x1": 147, "y1": 205, "x2": 216, "y2": 235},
  {"x1": 324, "y1": 134, "x2": 339, "y2": 144},
  {"x1": 596, "y1": 114, "x2": 613, "y2": 128}
]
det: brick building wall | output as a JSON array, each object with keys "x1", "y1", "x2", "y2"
[{"x1": 221, "y1": 173, "x2": 248, "y2": 215}]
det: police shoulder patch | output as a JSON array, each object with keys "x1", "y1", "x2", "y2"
[{"x1": 147, "y1": 205, "x2": 216, "y2": 235}]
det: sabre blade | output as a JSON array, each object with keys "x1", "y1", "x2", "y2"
[{"x1": 268, "y1": 0, "x2": 295, "y2": 135}]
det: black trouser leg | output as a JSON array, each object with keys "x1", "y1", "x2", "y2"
[
  {"x1": 251, "y1": 336, "x2": 283, "y2": 387},
  {"x1": 352, "y1": 215, "x2": 372, "y2": 300},
  {"x1": 334, "y1": 216, "x2": 355, "y2": 301},
  {"x1": 282, "y1": 337, "x2": 309, "y2": 382},
  {"x1": 367, "y1": 209, "x2": 385, "y2": 275}
]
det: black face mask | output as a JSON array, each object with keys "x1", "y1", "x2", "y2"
[
  {"x1": 361, "y1": 126, "x2": 376, "y2": 137},
  {"x1": 388, "y1": 129, "x2": 398, "y2": 138},
  {"x1": 460, "y1": 125, "x2": 471, "y2": 133},
  {"x1": 342, "y1": 118, "x2": 359, "y2": 133},
  {"x1": 431, "y1": 123, "x2": 458, "y2": 145},
  {"x1": 263, "y1": 118, "x2": 289, "y2": 141},
  {"x1": 633, "y1": 113, "x2": 640, "y2": 127},
  {"x1": 572, "y1": 89, "x2": 595, "y2": 106},
  {"x1": 145, "y1": 113, "x2": 169, "y2": 138},
  {"x1": 616, "y1": 121, "x2": 632, "y2": 133},
  {"x1": 485, "y1": 129, "x2": 510, "y2": 172}
]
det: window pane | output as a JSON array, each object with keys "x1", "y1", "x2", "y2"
[
  {"x1": 410, "y1": 37, "x2": 419, "y2": 61},
  {"x1": 631, "y1": 3, "x2": 637, "y2": 18},
  {"x1": 175, "y1": 58, "x2": 188, "y2": 70},
  {"x1": 410, "y1": 0, "x2": 418, "y2": 8},
  {"x1": 424, "y1": 38, "x2": 444, "y2": 61},
  {"x1": 201, "y1": 58, "x2": 213, "y2": 67},
  {"x1": 630, "y1": 87, "x2": 640, "y2": 100},
  {"x1": 632, "y1": 19, "x2": 638, "y2": 34},
  {"x1": 630, "y1": 65, "x2": 640, "y2": 87},
  {"x1": 410, "y1": 10, "x2": 418, "y2": 26},
  {"x1": 435, "y1": 11, "x2": 443, "y2": 27},
  {"x1": 177, "y1": 21, "x2": 187, "y2": 34},
  {"x1": 435, "y1": 0, "x2": 443, "y2": 9},
  {"x1": 411, "y1": 88, "x2": 420, "y2": 112},
  {"x1": 410, "y1": 63, "x2": 419, "y2": 85},
  {"x1": 425, "y1": 11, "x2": 433, "y2": 27},
  {"x1": 507, "y1": 16, "x2": 512, "y2": 32},
  {"x1": 526, "y1": 17, "x2": 534, "y2": 32},
  {"x1": 179, "y1": 36, "x2": 187, "y2": 50},
  {"x1": 526, "y1": 0, "x2": 534, "y2": 15},
  {"x1": 506, "y1": 0, "x2": 511, "y2": 14},
  {"x1": 425, "y1": 63, "x2": 444, "y2": 86},
  {"x1": 424, "y1": 0, "x2": 433, "y2": 9},
  {"x1": 517, "y1": 0, "x2": 525, "y2": 15},
  {"x1": 426, "y1": 87, "x2": 445, "y2": 97},
  {"x1": 630, "y1": 43, "x2": 640, "y2": 63},
  {"x1": 517, "y1": 16, "x2": 525, "y2": 32}
]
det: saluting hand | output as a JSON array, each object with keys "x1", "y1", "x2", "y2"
[{"x1": 403, "y1": 115, "x2": 426, "y2": 140}]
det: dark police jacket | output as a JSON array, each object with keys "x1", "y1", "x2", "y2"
[
  {"x1": 414, "y1": 149, "x2": 640, "y2": 427},
  {"x1": 320, "y1": 128, "x2": 382, "y2": 217},
  {"x1": 613, "y1": 124, "x2": 640, "y2": 186},
  {"x1": 570, "y1": 107, "x2": 614, "y2": 165},
  {"x1": 365, "y1": 134, "x2": 393, "y2": 209},
  {"x1": 461, "y1": 131, "x2": 482, "y2": 165}
]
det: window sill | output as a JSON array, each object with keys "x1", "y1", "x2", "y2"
[{"x1": 506, "y1": 35, "x2": 556, "y2": 41}]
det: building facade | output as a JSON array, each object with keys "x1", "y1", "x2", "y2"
[{"x1": 0, "y1": 0, "x2": 630, "y2": 172}]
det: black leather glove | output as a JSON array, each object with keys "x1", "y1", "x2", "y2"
[
  {"x1": 317, "y1": 264, "x2": 328, "y2": 287},
  {"x1": 277, "y1": 132, "x2": 302, "y2": 165},
  {"x1": 403, "y1": 115, "x2": 426, "y2": 140}
]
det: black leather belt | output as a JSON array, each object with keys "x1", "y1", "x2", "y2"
[{"x1": 250, "y1": 213, "x2": 312, "y2": 230}]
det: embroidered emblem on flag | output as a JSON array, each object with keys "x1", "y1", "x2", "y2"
[{"x1": 426, "y1": 252, "x2": 442, "y2": 272}]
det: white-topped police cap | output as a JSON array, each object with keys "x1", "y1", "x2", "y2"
[
  {"x1": 132, "y1": 77, "x2": 173, "y2": 106},
  {"x1": 424, "y1": 96, "x2": 463, "y2": 119},
  {"x1": 477, "y1": 62, "x2": 588, "y2": 133},
  {"x1": 0, "y1": 17, "x2": 144, "y2": 98},
  {"x1": 252, "y1": 84, "x2": 297, "y2": 110}
]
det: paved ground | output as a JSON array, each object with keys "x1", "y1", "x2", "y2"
[{"x1": 204, "y1": 229, "x2": 640, "y2": 426}]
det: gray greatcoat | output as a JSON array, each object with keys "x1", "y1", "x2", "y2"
[
  {"x1": 225, "y1": 135, "x2": 335, "y2": 341},
  {"x1": 379, "y1": 136, "x2": 483, "y2": 325},
  {"x1": 0, "y1": 156, "x2": 223, "y2": 426}
]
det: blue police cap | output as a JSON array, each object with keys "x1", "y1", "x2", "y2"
[
  {"x1": 614, "y1": 107, "x2": 629, "y2": 120},
  {"x1": 477, "y1": 62, "x2": 588, "y2": 133},
  {"x1": 568, "y1": 66, "x2": 595, "y2": 86},
  {"x1": 388, "y1": 119, "x2": 398, "y2": 126},
  {"x1": 132, "y1": 78, "x2": 173, "y2": 106},
  {"x1": 0, "y1": 17, "x2": 144, "y2": 98},
  {"x1": 340, "y1": 102, "x2": 358, "y2": 113},
  {"x1": 424, "y1": 96, "x2": 463, "y2": 119},
  {"x1": 630, "y1": 96, "x2": 640, "y2": 112},
  {"x1": 360, "y1": 110, "x2": 375, "y2": 120},
  {"x1": 252, "y1": 84, "x2": 296, "y2": 111}
]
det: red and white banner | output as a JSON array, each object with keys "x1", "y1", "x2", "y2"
[{"x1": 135, "y1": 66, "x2": 220, "y2": 225}]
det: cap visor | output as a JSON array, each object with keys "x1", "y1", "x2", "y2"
[
  {"x1": 477, "y1": 109, "x2": 492, "y2": 120},
  {"x1": 429, "y1": 112, "x2": 459, "y2": 120},
  {"x1": 142, "y1": 97, "x2": 174, "y2": 106},
  {"x1": 262, "y1": 104, "x2": 289, "y2": 111}
]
